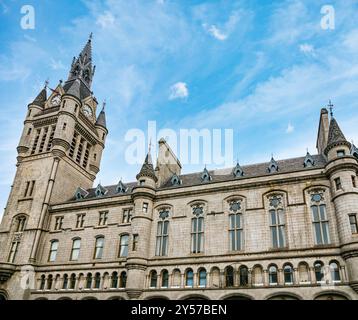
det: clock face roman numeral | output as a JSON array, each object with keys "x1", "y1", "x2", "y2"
[
  {"x1": 83, "y1": 105, "x2": 93, "y2": 118},
  {"x1": 51, "y1": 95, "x2": 61, "y2": 106}
]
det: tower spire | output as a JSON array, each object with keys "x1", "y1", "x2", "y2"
[{"x1": 328, "y1": 100, "x2": 334, "y2": 118}]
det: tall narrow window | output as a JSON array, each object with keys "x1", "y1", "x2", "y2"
[
  {"x1": 268, "y1": 195, "x2": 286, "y2": 248},
  {"x1": 269, "y1": 265, "x2": 278, "y2": 285},
  {"x1": 119, "y1": 234, "x2": 129, "y2": 257},
  {"x1": 142, "y1": 202, "x2": 148, "y2": 213},
  {"x1": 8, "y1": 242, "x2": 19, "y2": 263},
  {"x1": 335, "y1": 177, "x2": 342, "y2": 190},
  {"x1": 40, "y1": 275, "x2": 46, "y2": 290},
  {"x1": 70, "y1": 238, "x2": 81, "y2": 261},
  {"x1": 198, "y1": 268, "x2": 207, "y2": 287},
  {"x1": 49, "y1": 240, "x2": 59, "y2": 262},
  {"x1": 239, "y1": 266, "x2": 249, "y2": 286},
  {"x1": 98, "y1": 211, "x2": 108, "y2": 226},
  {"x1": 150, "y1": 270, "x2": 157, "y2": 288},
  {"x1": 161, "y1": 270, "x2": 169, "y2": 288},
  {"x1": 47, "y1": 275, "x2": 53, "y2": 290},
  {"x1": 94, "y1": 237, "x2": 104, "y2": 259},
  {"x1": 94, "y1": 273, "x2": 101, "y2": 289},
  {"x1": 69, "y1": 132, "x2": 78, "y2": 158},
  {"x1": 69, "y1": 274, "x2": 76, "y2": 289},
  {"x1": 228, "y1": 200, "x2": 243, "y2": 251},
  {"x1": 314, "y1": 262, "x2": 324, "y2": 282},
  {"x1": 111, "y1": 272, "x2": 118, "y2": 288},
  {"x1": 31, "y1": 129, "x2": 41, "y2": 154},
  {"x1": 76, "y1": 138, "x2": 85, "y2": 164},
  {"x1": 298, "y1": 262, "x2": 310, "y2": 284},
  {"x1": 46, "y1": 126, "x2": 55, "y2": 152},
  {"x1": 191, "y1": 205, "x2": 204, "y2": 253},
  {"x1": 156, "y1": 209, "x2": 169, "y2": 256},
  {"x1": 352, "y1": 176, "x2": 357, "y2": 188},
  {"x1": 85, "y1": 273, "x2": 92, "y2": 289},
  {"x1": 330, "y1": 262, "x2": 341, "y2": 282},
  {"x1": 122, "y1": 209, "x2": 133, "y2": 223},
  {"x1": 82, "y1": 144, "x2": 91, "y2": 168},
  {"x1": 62, "y1": 274, "x2": 68, "y2": 289},
  {"x1": 76, "y1": 214, "x2": 85, "y2": 228},
  {"x1": 24, "y1": 181, "x2": 35, "y2": 198},
  {"x1": 38, "y1": 127, "x2": 48, "y2": 153},
  {"x1": 16, "y1": 216, "x2": 26, "y2": 232},
  {"x1": 54, "y1": 216, "x2": 63, "y2": 231},
  {"x1": 132, "y1": 234, "x2": 138, "y2": 251},
  {"x1": 311, "y1": 192, "x2": 330, "y2": 245},
  {"x1": 349, "y1": 214, "x2": 358, "y2": 234},
  {"x1": 185, "y1": 269, "x2": 194, "y2": 287},
  {"x1": 120, "y1": 272, "x2": 127, "y2": 288},
  {"x1": 283, "y1": 265, "x2": 294, "y2": 285},
  {"x1": 225, "y1": 266, "x2": 234, "y2": 287}
]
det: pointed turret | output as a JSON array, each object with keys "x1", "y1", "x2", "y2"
[
  {"x1": 324, "y1": 117, "x2": 351, "y2": 156},
  {"x1": 96, "y1": 102, "x2": 107, "y2": 129},
  {"x1": 136, "y1": 151, "x2": 158, "y2": 183},
  {"x1": 268, "y1": 156, "x2": 279, "y2": 173},
  {"x1": 351, "y1": 143, "x2": 358, "y2": 159},
  {"x1": 31, "y1": 85, "x2": 47, "y2": 108}
]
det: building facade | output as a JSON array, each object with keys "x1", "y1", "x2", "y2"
[{"x1": 1, "y1": 37, "x2": 358, "y2": 301}]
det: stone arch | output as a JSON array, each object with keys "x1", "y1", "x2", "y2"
[
  {"x1": 180, "y1": 294, "x2": 210, "y2": 300},
  {"x1": 145, "y1": 295, "x2": 170, "y2": 300},
  {"x1": 57, "y1": 297, "x2": 72, "y2": 300},
  {"x1": 314, "y1": 290, "x2": 351, "y2": 300},
  {"x1": 265, "y1": 292, "x2": 302, "y2": 300},
  {"x1": 34, "y1": 297, "x2": 48, "y2": 300},
  {"x1": 210, "y1": 266, "x2": 220, "y2": 288},
  {"x1": 108, "y1": 296, "x2": 126, "y2": 300},
  {"x1": 221, "y1": 293, "x2": 254, "y2": 300},
  {"x1": 81, "y1": 296, "x2": 98, "y2": 300},
  {"x1": 0, "y1": 290, "x2": 9, "y2": 300}
]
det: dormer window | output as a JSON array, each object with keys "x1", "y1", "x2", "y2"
[
  {"x1": 304, "y1": 152, "x2": 315, "y2": 168},
  {"x1": 171, "y1": 174, "x2": 181, "y2": 186},
  {"x1": 268, "y1": 157, "x2": 279, "y2": 173},
  {"x1": 116, "y1": 181, "x2": 127, "y2": 194},
  {"x1": 201, "y1": 168, "x2": 212, "y2": 182},
  {"x1": 74, "y1": 187, "x2": 88, "y2": 201},
  {"x1": 95, "y1": 184, "x2": 107, "y2": 197},
  {"x1": 233, "y1": 163, "x2": 244, "y2": 178}
]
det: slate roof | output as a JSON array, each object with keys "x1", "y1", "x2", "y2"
[
  {"x1": 31, "y1": 87, "x2": 47, "y2": 108},
  {"x1": 63, "y1": 79, "x2": 92, "y2": 100},
  {"x1": 68, "y1": 154, "x2": 327, "y2": 202},
  {"x1": 325, "y1": 118, "x2": 351, "y2": 154},
  {"x1": 96, "y1": 106, "x2": 107, "y2": 128}
]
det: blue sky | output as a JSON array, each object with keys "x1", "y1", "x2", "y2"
[{"x1": 1, "y1": 0, "x2": 358, "y2": 216}]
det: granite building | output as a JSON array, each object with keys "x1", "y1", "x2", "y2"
[{"x1": 1, "y1": 36, "x2": 358, "y2": 300}]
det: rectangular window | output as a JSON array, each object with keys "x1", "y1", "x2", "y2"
[
  {"x1": 191, "y1": 217, "x2": 204, "y2": 253},
  {"x1": 155, "y1": 220, "x2": 169, "y2": 256},
  {"x1": 142, "y1": 203, "x2": 148, "y2": 213},
  {"x1": 352, "y1": 176, "x2": 357, "y2": 188},
  {"x1": 99, "y1": 212, "x2": 108, "y2": 226},
  {"x1": 229, "y1": 214, "x2": 243, "y2": 251},
  {"x1": 27, "y1": 127, "x2": 32, "y2": 135},
  {"x1": 337, "y1": 150, "x2": 346, "y2": 157},
  {"x1": 94, "y1": 237, "x2": 104, "y2": 259},
  {"x1": 8, "y1": 242, "x2": 19, "y2": 263},
  {"x1": 69, "y1": 132, "x2": 78, "y2": 158},
  {"x1": 49, "y1": 241, "x2": 59, "y2": 262},
  {"x1": 46, "y1": 126, "x2": 55, "y2": 152},
  {"x1": 76, "y1": 214, "x2": 85, "y2": 228},
  {"x1": 31, "y1": 129, "x2": 41, "y2": 154},
  {"x1": 54, "y1": 216, "x2": 63, "y2": 231},
  {"x1": 139, "y1": 180, "x2": 145, "y2": 186},
  {"x1": 82, "y1": 144, "x2": 91, "y2": 168},
  {"x1": 132, "y1": 234, "x2": 139, "y2": 251},
  {"x1": 270, "y1": 209, "x2": 286, "y2": 248},
  {"x1": 312, "y1": 205, "x2": 330, "y2": 245},
  {"x1": 38, "y1": 127, "x2": 48, "y2": 153},
  {"x1": 349, "y1": 214, "x2": 358, "y2": 234},
  {"x1": 76, "y1": 138, "x2": 85, "y2": 163},
  {"x1": 71, "y1": 239, "x2": 81, "y2": 261},
  {"x1": 23, "y1": 180, "x2": 35, "y2": 198},
  {"x1": 122, "y1": 209, "x2": 133, "y2": 223},
  {"x1": 119, "y1": 234, "x2": 129, "y2": 257},
  {"x1": 23, "y1": 181, "x2": 30, "y2": 197},
  {"x1": 335, "y1": 177, "x2": 342, "y2": 191}
]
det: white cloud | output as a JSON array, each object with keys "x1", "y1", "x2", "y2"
[
  {"x1": 203, "y1": 24, "x2": 227, "y2": 41},
  {"x1": 286, "y1": 122, "x2": 294, "y2": 134},
  {"x1": 50, "y1": 58, "x2": 66, "y2": 70},
  {"x1": 169, "y1": 82, "x2": 189, "y2": 100},
  {"x1": 299, "y1": 43, "x2": 316, "y2": 56},
  {"x1": 96, "y1": 11, "x2": 115, "y2": 29}
]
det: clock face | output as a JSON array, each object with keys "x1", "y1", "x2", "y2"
[
  {"x1": 83, "y1": 105, "x2": 93, "y2": 119},
  {"x1": 51, "y1": 95, "x2": 61, "y2": 106}
]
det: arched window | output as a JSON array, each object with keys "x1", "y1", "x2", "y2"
[
  {"x1": 229, "y1": 200, "x2": 243, "y2": 251},
  {"x1": 150, "y1": 270, "x2": 157, "y2": 288},
  {"x1": 94, "y1": 236, "x2": 104, "y2": 259},
  {"x1": 268, "y1": 195, "x2": 286, "y2": 248},
  {"x1": 185, "y1": 269, "x2": 194, "y2": 287},
  {"x1": 47, "y1": 275, "x2": 53, "y2": 290},
  {"x1": 119, "y1": 234, "x2": 129, "y2": 257},
  {"x1": 120, "y1": 271, "x2": 127, "y2": 288},
  {"x1": 40, "y1": 275, "x2": 46, "y2": 290},
  {"x1": 85, "y1": 273, "x2": 92, "y2": 289},
  {"x1": 225, "y1": 266, "x2": 234, "y2": 287},
  {"x1": 161, "y1": 270, "x2": 169, "y2": 288},
  {"x1": 69, "y1": 274, "x2": 76, "y2": 289},
  {"x1": 62, "y1": 274, "x2": 69, "y2": 289},
  {"x1": 314, "y1": 261, "x2": 324, "y2": 282},
  {"x1": 49, "y1": 240, "x2": 59, "y2": 262},
  {"x1": 252, "y1": 265, "x2": 263, "y2": 286},
  {"x1": 283, "y1": 265, "x2": 294, "y2": 285},
  {"x1": 16, "y1": 216, "x2": 27, "y2": 232},
  {"x1": 94, "y1": 273, "x2": 101, "y2": 289},
  {"x1": 239, "y1": 266, "x2": 249, "y2": 286},
  {"x1": 191, "y1": 205, "x2": 204, "y2": 253},
  {"x1": 111, "y1": 272, "x2": 118, "y2": 288},
  {"x1": 172, "y1": 269, "x2": 181, "y2": 288},
  {"x1": 198, "y1": 268, "x2": 207, "y2": 287},
  {"x1": 156, "y1": 209, "x2": 169, "y2": 256},
  {"x1": 211, "y1": 267, "x2": 220, "y2": 288},
  {"x1": 330, "y1": 261, "x2": 341, "y2": 282},
  {"x1": 310, "y1": 192, "x2": 330, "y2": 245},
  {"x1": 298, "y1": 262, "x2": 310, "y2": 284},
  {"x1": 70, "y1": 238, "x2": 81, "y2": 261},
  {"x1": 269, "y1": 265, "x2": 278, "y2": 285}
]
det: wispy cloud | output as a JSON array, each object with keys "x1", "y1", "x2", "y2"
[
  {"x1": 299, "y1": 43, "x2": 316, "y2": 57},
  {"x1": 286, "y1": 122, "x2": 294, "y2": 134},
  {"x1": 169, "y1": 82, "x2": 189, "y2": 100}
]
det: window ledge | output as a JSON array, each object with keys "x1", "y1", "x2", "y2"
[{"x1": 94, "y1": 225, "x2": 108, "y2": 229}]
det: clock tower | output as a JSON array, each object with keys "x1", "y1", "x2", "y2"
[{"x1": 0, "y1": 34, "x2": 107, "y2": 274}]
